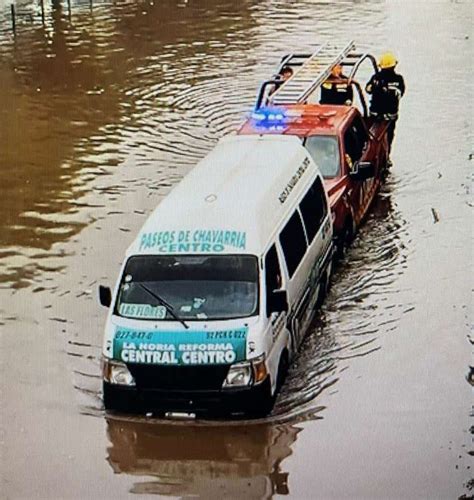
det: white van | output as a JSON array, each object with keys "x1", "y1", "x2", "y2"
[{"x1": 99, "y1": 134, "x2": 333, "y2": 417}]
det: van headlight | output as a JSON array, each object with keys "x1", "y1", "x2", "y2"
[
  {"x1": 222, "y1": 355, "x2": 268, "y2": 388},
  {"x1": 222, "y1": 362, "x2": 252, "y2": 388},
  {"x1": 102, "y1": 359, "x2": 136, "y2": 386}
]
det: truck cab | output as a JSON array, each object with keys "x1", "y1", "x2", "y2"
[
  {"x1": 238, "y1": 41, "x2": 390, "y2": 256},
  {"x1": 238, "y1": 104, "x2": 388, "y2": 256}
]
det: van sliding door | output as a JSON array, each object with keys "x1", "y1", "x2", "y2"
[{"x1": 279, "y1": 210, "x2": 309, "y2": 348}]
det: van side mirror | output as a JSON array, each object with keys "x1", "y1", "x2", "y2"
[
  {"x1": 349, "y1": 161, "x2": 375, "y2": 180},
  {"x1": 269, "y1": 290, "x2": 289, "y2": 313},
  {"x1": 99, "y1": 285, "x2": 112, "y2": 308}
]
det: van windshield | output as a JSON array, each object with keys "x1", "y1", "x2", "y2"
[{"x1": 115, "y1": 254, "x2": 259, "y2": 321}]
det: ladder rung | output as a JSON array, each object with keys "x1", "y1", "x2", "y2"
[
  {"x1": 280, "y1": 85, "x2": 308, "y2": 92},
  {"x1": 275, "y1": 89, "x2": 306, "y2": 95},
  {"x1": 277, "y1": 91, "x2": 306, "y2": 98}
]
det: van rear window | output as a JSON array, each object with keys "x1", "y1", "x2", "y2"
[{"x1": 115, "y1": 255, "x2": 259, "y2": 321}]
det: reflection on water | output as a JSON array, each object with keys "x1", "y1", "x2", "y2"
[
  {"x1": 0, "y1": 0, "x2": 258, "y2": 287},
  {"x1": 106, "y1": 417, "x2": 300, "y2": 498}
]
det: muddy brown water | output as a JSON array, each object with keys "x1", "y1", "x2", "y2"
[{"x1": 0, "y1": 1, "x2": 472, "y2": 498}]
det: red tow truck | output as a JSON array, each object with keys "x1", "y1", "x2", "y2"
[{"x1": 238, "y1": 41, "x2": 390, "y2": 256}]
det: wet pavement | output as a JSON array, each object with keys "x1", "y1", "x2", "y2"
[{"x1": 0, "y1": 0, "x2": 472, "y2": 498}]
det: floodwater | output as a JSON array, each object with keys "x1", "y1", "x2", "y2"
[{"x1": 0, "y1": 0, "x2": 472, "y2": 498}]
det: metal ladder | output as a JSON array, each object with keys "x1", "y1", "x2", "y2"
[{"x1": 269, "y1": 41, "x2": 356, "y2": 106}]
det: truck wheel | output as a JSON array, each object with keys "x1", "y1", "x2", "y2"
[
  {"x1": 335, "y1": 218, "x2": 355, "y2": 260},
  {"x1": 382, "y1": 154, "x2": 390, "y2": 179}
]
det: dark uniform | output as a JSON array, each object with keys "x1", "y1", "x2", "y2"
[
  {"x1": 320, "y1": 76, "x2": 353, "y2": 105},
  {"x1": 366, "y1": 68, "x2": 405, "y2": 152}
]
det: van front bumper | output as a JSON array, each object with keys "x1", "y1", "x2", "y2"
[{"x1": 103, "y1": 377, "x2": 271, "y2": 416}]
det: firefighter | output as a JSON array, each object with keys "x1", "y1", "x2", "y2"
[
  {"x1": 320, "y1": 64, "x2": 353, "y2": 105},
  {"x1": 366, "y1": 52, "x2": 405, "y2": 156},
  {"x1": 269, "y1": 65, "x2": 294, "y2": 97},
  {"x1": 279, "y1": 65, "x2": 294, "y2": 82}
]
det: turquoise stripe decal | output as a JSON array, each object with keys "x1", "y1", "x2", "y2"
[{"x1": 113, "y1": 327, "x2": 247, "y2": 365}]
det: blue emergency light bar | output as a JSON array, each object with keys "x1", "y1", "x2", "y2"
[{"x1": 251, "y1": 107, "x2": 287, "y2": 123}]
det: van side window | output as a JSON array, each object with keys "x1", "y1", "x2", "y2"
[
  {"x1": 279, "y1": 211, "x2": 307, "y2": 278},
  {"x1": 264, "y1": 245, "x2": 282, "y2": 316},
  {"x1": 299, "y1": 176, "x2": 327, "y2": 242}
]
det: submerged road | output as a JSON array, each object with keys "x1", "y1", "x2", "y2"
[{"x1": 0, "y1": 0, "x2": 472, "y2": 498}]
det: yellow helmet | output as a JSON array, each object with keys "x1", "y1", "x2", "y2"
[{"x1": 379, "y1": 52, "x2": 397, "y2": 69}]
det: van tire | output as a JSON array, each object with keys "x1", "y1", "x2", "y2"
[
  {"x1": 103, "y1": 383, "x2": 138, "y2": 414},
  {"x1": 276, "y1": 351, "x2": 289, "y2": 392},
  {"x1": 103, "y1": 384, "x2": 127, "y2": 413},
  {"x1": 249, "y1": 352, "x2": 288, "y2": 418},
  {"x1": 316, "y1": 272, "x2": 328, "y2": 309},
  {"x1": 249, "y1": 379, "x2": 275, "y2": 418}
]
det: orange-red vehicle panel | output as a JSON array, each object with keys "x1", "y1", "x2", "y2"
[{"x1": 237, "y1": 103, "x2": 389, "y2": 250}]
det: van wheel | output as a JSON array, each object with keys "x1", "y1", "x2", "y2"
[
  {"x1": 249, "y1": 379, "x2": 275, "y2": 418},
  {"x1": 316, "y1": 272, "x2": 328, "y2": 308},
  {"x1": 103, "y1": 384, "x2": 127, "y2": 413},
  {"x1": 103, "y1": 383, "x2": 138, "y2": 414},
  {"x1": 335, "y1": 218, "x2": 355, "y2": 260},
  {"x1": 249, "y1": 353, "x2": 288, "y2": 419},
  {"x1": 276, "y1": 351, "x2": 289, "y2": 392}
]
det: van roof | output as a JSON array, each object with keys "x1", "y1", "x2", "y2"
[{"x1": 129, "y1": 134, "x2": 320, "y2": 257}]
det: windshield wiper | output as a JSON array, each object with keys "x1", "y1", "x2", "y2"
[{"x1": 138, "y1": 283, "x2": 189, "y2": 330}]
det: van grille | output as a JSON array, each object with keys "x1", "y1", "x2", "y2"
[{"x1": 127, "y1": 364, "x2": 230, "y2": 391}]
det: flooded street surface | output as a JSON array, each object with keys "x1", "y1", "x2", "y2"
[{"x1": 0, "y1": 0, "x2": 472, "y2": 498}]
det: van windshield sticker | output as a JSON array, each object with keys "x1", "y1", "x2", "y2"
[
  {"x1": 118, "y1": 303, "x2": 167, "y2": 320},
  {"x1": 113, "y1": 327, "x2": 248, "y2": 365},
  {"x1": 279, "y1": 157, "x2": 310, "y2": 204},
  {"x1": 138, "y1": 229, "x2": 247, "y2": 253}
]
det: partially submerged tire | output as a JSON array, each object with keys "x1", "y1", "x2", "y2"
[
  {"x1": 335, "y1": 217, "x2": 356, "y2": 260},
  {"x1": 103, "y1": 383, "x2": 120, "y2": 412},
  {"x1": 103, "y1": 383, "x2": 137, "y2": 414},
  {"x1": 249, "y1": 353, "x2": 288, "y2": 418},
  {"x1": 315, "y1": 271, "x2": 329, "y2": 308},
  {"x1": 276, "y1": 351, "x2": 289, "y2": 393},
  {"x1": 381, "y1": 153, "x2": 390, "y2": 179},
  {"x1": 249, "y1": 378, "x2": 275, "y2": 418}
]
